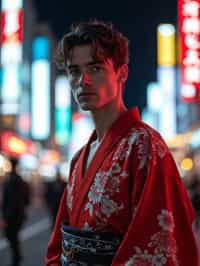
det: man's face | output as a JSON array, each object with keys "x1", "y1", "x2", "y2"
[{"x1": 66, "y1": 44, "x2": 123, "y2": 111}]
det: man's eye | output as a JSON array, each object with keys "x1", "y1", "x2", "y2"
[
  {"x1": 93, "y1": 66, "x2": 99, "y2": 71},
  {"x1": 70, "y1": 69, "x2": 81, "y2": 76},
  {"x1": 89, "y1": 65, "x2": 101, "y2": 72}
]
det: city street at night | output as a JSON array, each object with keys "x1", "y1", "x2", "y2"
[{"x1": 0, "y1": 0, "x2": 200, "y2": 265}]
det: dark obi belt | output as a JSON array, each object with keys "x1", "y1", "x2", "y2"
[{"x1": 60, "y1": 223, "x2": 121, "y2": 266}]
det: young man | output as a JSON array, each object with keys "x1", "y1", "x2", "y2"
[{"x1": 46, "y1": 20, "x2": 199, "y2": 265}]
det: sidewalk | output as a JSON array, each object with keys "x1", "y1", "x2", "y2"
[{"x1": 0, "y1": 203, "x2": 52, "y2": 266}]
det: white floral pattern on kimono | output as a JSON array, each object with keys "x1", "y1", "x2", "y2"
[
  {"x1": 131, "y1": 127, "x2": 168, "y2": 168},
  {"x1": 125, "y1": 209, "x2": 178, "y2": 266},
  {"x1": 112, "y1": 127, "x2": 151, "y2": 169},
  {"x1": 83, "y1": 127, "x2": 160, "y2": 230},
  {"x1": 148, "y1": 127, "x2": 169, "y2": 159},
  {"x1": 84, "y1": 162, "x2": 127, "y2": 219}
]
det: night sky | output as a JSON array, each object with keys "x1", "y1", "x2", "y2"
[{"x1": 33, "y1": 0, "x2": 177, "y2": 112}]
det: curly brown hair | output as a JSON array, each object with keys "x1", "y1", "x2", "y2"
[{"x1": 54, "y1": 19, "x2": 129, "y2": 71}]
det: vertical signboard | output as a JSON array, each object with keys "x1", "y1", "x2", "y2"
[
  {"x1": 0, "y1": 0, "x2": 23, "y2": 114},
  {"x1": 0, "y1": 0, "x2": 23, "y2": 115},
  {"x1": 157, "y1": 24, "x2": 177, "y2": 139},
  {"x1": 31, "y1": 37, "x2": 50, "y2": 140},
  {"x1": 178, "y1": 0, "x2": 200, "y2": 102},
  {"x1": 55, "y1": 76, "x2": 71, "y2": 145}
]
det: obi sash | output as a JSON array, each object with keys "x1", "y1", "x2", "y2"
[{"x1": 60, "y1": 223, "x2": 121, "y2": 266}]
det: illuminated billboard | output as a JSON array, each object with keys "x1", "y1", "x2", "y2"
[
  {"x1": 55, "y1": 76, "x2": 71, "y2": 145},
  {"x1": 178, "y1": 0, "x2": 200, "y2": 102},
  {"x1": 1, "y1": 0, "x2": 23, "y2": 10},
  {"x1": 157, "y1": 24, "x2": 177, "y2": 139},
  {"x1": 1, "y1": 64, "x2": 21, "y2": 114},
  {"x1": 31, "y1": 37, "x2": 50, "y2": 140},
  {"x1": 157, "y1": 67, "x2": 177, "y2": 139},
  {"x1": 0, "y1": 0, "x2": 23, "y2": 114},
  {"x1": 147, "y1": 82, "x2": 162, "y2": 112},
  {"x1": 1, "y1": 65, "x2": 21, "y2": 101},
  {"x1": 1, "y1": 43, "x2": 22, "y2": 65},
  {"x1": 1, "y1": 10, "x2": 23, "y2": 44},
  {"x1": 31, "y1": 60, "x2": 50, "y2": 140},
  {"x1": 157, "y1": 24, "x2": 176, "y2": 66}
]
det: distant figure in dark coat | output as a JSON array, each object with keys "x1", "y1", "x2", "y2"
[
  {"x1": 1, "y1": 157, "x2": 30, "y2": 266},
  {"x1": 187, "y1": 173, "x2": 200, "y2": 230},
  {"x1": 44, "y1": 171, "x2": 66, "y2": 228}
]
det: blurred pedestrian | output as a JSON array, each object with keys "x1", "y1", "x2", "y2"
[
  {"x1": 189, "y1": 174, "x2": 200, "y2": 228},
  {"x1": 44, "y1": 170, "x2": 66, "y2": 227},
  {"x1": 46, "y1": 20, "x2": 199, "y2": 265},
  {"x1": 1, "y1": 157, "x2": 30, "y2": 266},
  {"x1": 186, "y1": 152, "x2": 200, "y2": 232}
]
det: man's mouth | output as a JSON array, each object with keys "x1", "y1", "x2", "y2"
[{"x1": 78, "y1": 92, "x2": 96, "y2": 98}]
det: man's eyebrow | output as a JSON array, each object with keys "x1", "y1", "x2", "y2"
[
  {"x1": 68, "y1": 60, "x2": 104, "y2": 70},
  {"x1": 68, "y1": 64, "x2": 79, "y2": 70},
  {"x1": 87, "y1": 61, "x2": 104, "y2": 66}
]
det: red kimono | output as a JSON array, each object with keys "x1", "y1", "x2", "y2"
[{"x1": 46, "y1": 107, "x2": 199, "y2": 266}]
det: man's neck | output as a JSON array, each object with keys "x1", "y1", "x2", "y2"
[{"x1": 91, "y1": 101, "x2": 127, "y2": 141}]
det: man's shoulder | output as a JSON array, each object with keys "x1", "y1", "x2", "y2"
[
  {"x1": 128, "y1": 120, "x2": 167, "y2": 147},
  {"x1": 129, "y1": 120, "x2": 162, "y2": 138}
]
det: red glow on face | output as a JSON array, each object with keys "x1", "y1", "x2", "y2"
[{"x1": 69, "y1": 45, "x2": 122, "y2": 111}]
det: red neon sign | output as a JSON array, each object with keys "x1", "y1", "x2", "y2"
[
  {"x1": 0, "y1": 131, "x2": 36, "y2": 158},
  {"x1": 178, "y1": 0, "x2": 200, "y2": 102},
  {"x1": 1, "y1": 9, "x2": 23, "y2": 44}
]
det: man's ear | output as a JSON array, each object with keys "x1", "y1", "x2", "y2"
[{"x1": 118, "y1": 64, "x2": 128, "y2": 83}]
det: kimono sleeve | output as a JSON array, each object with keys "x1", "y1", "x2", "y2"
[
  {"x1": 45, "y1": 187, "x2": 68, "y2": 265},
  {"x1": 111, "y1": 129, "x2": 199, "y2": 266}
]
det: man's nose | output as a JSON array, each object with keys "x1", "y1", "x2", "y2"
[{"x1": 80, "y1": 71, "x2": 91, "y2": 86}]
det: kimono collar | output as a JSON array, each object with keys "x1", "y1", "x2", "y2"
[
  {"x1": 90, "y1": 106, "x2": 141, "y2": 143},
  {"x1": 107, "y1": 106, "x2": 141, "y2": 136}
]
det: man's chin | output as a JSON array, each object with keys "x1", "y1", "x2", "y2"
[{"x1": 79, "y1": 103, "x2": 95, "y2": 111}]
